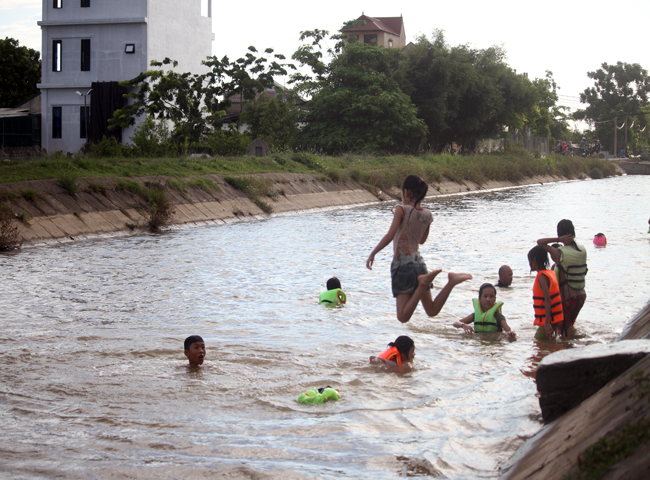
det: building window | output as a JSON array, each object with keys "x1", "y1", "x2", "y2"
[
  {"x1": 79, "y1": 106, "x2": 89, "y2": 138},
  {"x1": 364, "y1": 34, "x2": 377, "y2": 45},
  {"x1": 52, "y1": 107, "x2": 62, "y2": 139},
  {"x1": 53, "y1": 40, "x2": 62, "y2": 71},
  {"x1": 81, "y1": 0, "x2": 90, "y2": 6},
  {"x1": 53, "y1": 0, "x2": 62, "y2": 8},
  {"x1": 81, "y1": 39, "x2": 91, "y2": 71},
  {"x1": 124, "y1": 44, "x2": 135, "y2": 54},
  {"x1": 388, "y1": 39, "x2": 393, "y2": 48}
]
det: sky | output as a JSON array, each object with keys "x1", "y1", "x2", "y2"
[{"x1": 2, "y1": 0, "x2": 649, "y2": 132}]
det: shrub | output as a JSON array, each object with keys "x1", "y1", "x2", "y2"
[
  {"x1": 0, "y1": 205, "x2": 22, "y2": 251},
  {"x1": 85, "y1": 183, "x2": 107, "y2": 194},
  {"x1": 143, "y1": 182, "x2": 174, "y2": 232},
  {"x1": 129, "y1": 116, "x2": 174, "y2": 157},
  {"x1": 57, "y1": 172, "x2": 79, "y2": 195},
  {"x1": 89, "y1": 136, "x2": 124, "y2": 158},
  {"x1": 207, "y1": 129, "x2": 251, "y2": 156},
  {"x1": 589, "y1": 167, "x2": 603, "y2": 179},
  {"x1": 114, "y1": 180, "x2": 145, "y2": 196},
  {"x1": 20, "y1": 189, "x2": 41, "y2": 201}
]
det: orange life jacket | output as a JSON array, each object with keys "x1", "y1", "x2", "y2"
[
  {"x1": 378, "y1": 346, "x2": 402, "y2": 365},
  {"x1": 533, "y1": 270, "x2": 564, "y2": 326}
]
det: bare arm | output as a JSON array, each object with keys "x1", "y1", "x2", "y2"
[
  {"x1": 538, "y1": 274, "x2": 554, "y2": 338},
  {"x1": 500, "y1": 318, "x2": 516, "y2": 338},
  {"x1": 453, "y1": 314, "x2": 474, "y2": 334},
  {"x1": 366, "y1": 207, "x2": 404, "y2": 270},
  {"x1": 537, "y1": 235, "x2": 575, "y2": 265}
]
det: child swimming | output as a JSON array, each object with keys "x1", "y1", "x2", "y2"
[
  {"x1": 319, "y1": 277, "x2": 347, "y2": 306},
  {"x1": 366, "y1": 174, "x2": 471, "y2": 323},
  {"x1": 369, "y1": 335, "x2": 415, "y2": 367},
  {"x1": 452, "y1": 283, "x2": 516, "y2": 337},
  {"x1": 528, "y1": 246, "x2": 564, "y2": 339}
]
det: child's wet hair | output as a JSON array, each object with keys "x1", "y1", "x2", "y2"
[
  {"x1": 557, "y1": 219, "x2": 575, "y2": 237},
  {"x1": 388, "y1": 335, "x2": 414, "y2": 359},
  {"x1": 326, "y1": 277, "x2": 341, "y2": 291},
  {"x1": 402, "y1": 175, "x2": 428, "y2": 205},
  {"x1": 527, "y1": 245, "x2": 550, "y2": 271},
  {"x1": 184, "y1": 335, "x2": 204, "y2": 351},
  {"x1": 478, "y1": 283, "x2": 496, "y2": 298}
]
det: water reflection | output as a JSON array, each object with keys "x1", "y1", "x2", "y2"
[{"x1": 0, "y1": 175, "x2": 649, "y2": 479}]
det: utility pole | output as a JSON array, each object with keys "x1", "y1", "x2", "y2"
[
  {"x1": 624, "y1": 116, "x2": 628, "y2": 154},
  {"x1": 614, "y1": 116, "x2": 617, "y2": 156},
  {"x1": 76, "y1": 88, "x2": 92, "y2": 147}
]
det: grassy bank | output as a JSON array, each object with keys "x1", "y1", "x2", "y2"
[{"x1": 0, "y1": 148, "x2": 620, "y2": 192}]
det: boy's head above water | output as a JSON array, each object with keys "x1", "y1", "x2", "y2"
[
  {"x1": 326, "y1": 277, "x2": 341, "y2": 291},
  {"x1": 184, "y1": 335, "x2": 205, "y2": 366}
]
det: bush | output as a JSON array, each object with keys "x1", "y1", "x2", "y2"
[
  {"x1": 207, "y1": 129, "x2": 251, "y2": 156},
  {"x1": 57, "y1": 172, "x2": 79, "y2": 195},
  {"x1": 89, "y1": 136, "x2": 124, "y2": 158},
  {"x1": 0, "y1": 205, "x2": 22, "y2": 251},
  {"x1": 143, "y1": 182, "x2": 174, "y2": 232},
  {"x1": 129, "y1": 116, "x2": 174, "y2": 157}
]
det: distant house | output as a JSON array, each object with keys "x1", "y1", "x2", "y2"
[
  {"x1": 37, "y1": 0, "x2": 214, "y2": 154},
  {"x1": 0, "y1": 94, "x2": 41, "y2": 149},
  {"x1": 341, "y1": 14, "x2": 405, "y2": 48}
]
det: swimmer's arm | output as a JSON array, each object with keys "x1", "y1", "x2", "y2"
[
  {"x1": 538, "y1": 274, "x2": 554, "y2": 337},
  {"x1": 537, "y1": 237, "x2": 563, "y2": 264},
  {"x1": 500, "y1": 318, "x2": 516, "y2": 338},
  {"x1": 453, "y1": 314, "x2": 474, "y2": 334},
  {"x1": 419, "y1": 224, "x2": 430, "y2": 244},
  {"x1": 366, "y1": 206, "x2": 405, "y2": 270}
]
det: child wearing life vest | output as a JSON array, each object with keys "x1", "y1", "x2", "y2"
[
  {"x1": 366, "y1": 174, "x2": 472, "y2": 324},
  {"x1": 369, "y1": 335, "x2": 415, "y2": 367},
  {"x1": 319, "y1": 277, "x2": 347, "y2": 306},
  {"x1": 452, "y1": 283, "x2": 516, "y2": 337},
  {"x1": 537, "y1": 219, "x2": 587, "y2": 334},
  {"x1": 528, "y1": 246, "x2": 564, "y2": 340}
]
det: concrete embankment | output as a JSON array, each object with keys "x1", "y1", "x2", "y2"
[
  {"x1": 500, "y1": 301, "x2": 650, "y2": 480},
  {"x1": 3, "y1": 173, "x2": 564, "y2": 245}
]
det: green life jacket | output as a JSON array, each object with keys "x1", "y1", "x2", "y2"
[
  {"x1": 319, "y1": 289, "x2": 346, "y2": 305},
  {"x1": 558, "y1": 243, "x2": 588, "y2": 290},
  {"x1": 472, "y1": 298, "x2": 504, "y2": 332}
]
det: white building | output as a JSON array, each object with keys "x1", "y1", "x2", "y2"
[{"x1": 38, "y1": 0, "x2": 214, "y2": 154}]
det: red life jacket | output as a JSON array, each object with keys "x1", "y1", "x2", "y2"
[
  {"x1": 378, "y1": 346, "x2": 402, "y2": 365},
  {"x1": 533, "y1": 270, "x2": 564, "y2": 326}
]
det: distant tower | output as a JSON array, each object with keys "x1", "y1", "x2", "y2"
[{"x1": 38, "y1": 0, "x2": 214, "y2": 154}]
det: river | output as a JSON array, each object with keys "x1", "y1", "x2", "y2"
[{"x1": 1, "y1": 175, "x2": 649, "y2": 479}]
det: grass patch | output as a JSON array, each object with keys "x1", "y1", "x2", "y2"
[
  {"x1": 57, "y1": 173, "x2": 79, "y2": 195},
  {"x1": 0, "y1": 190, "x2": 18, "y2": 202},
  {"x1": 20, "y1": 189, "x2": 41, "y2": 202},
  {"x1": 187, "y1": 177, "x2": 220, "y2": 192},
  {"x1": 564, "y1": 418, "x2": 650, "y2": 480},
  {"x1": 114, "y1": 180, "x2": 145, "y2": 197},
  {"x1": 85, "y1": 183, "x2": 107, "y2": 194}
]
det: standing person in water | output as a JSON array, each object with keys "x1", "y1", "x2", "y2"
[
  {"x1": 452, "y1": 283, "x2": 516, "y2": 337},
  {"x1": 528, "y1": 246, "x2": 564, "y2": 339},
  {"x1": 366, "y1": 174, "x2": 472, "y2": 323},
  {"x1": 537, "y1": 219, "x2": 587, "y2": 334}
]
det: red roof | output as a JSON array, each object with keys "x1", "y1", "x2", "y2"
[{"x1": 342, "y1": 15, "x2": 403, "y2": 37}]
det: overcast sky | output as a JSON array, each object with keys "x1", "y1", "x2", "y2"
[{"x1": 2, "y1": 0, "x2": 648, "y2": 131}]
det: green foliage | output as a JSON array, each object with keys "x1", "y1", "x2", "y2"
[
  {"x1": 129, "y1": 116, "x2": 174, "y2": 157},
  {"x1": 564, "y1": 418, "x2": 650, "y2": 480},
  {"x1": 85, "y1": 183, "x2": 107, "y2": 194},
  {"x1": 110, "y1": 48, "x2": 295, "y2": 152},
  {"x1": 142, "y1": 182, "x2": 174, "y2": 231},
  {"x1": 114, "y1": 180, "x2": 145, "y2": 196},
  {"x1": 57, "y1": 172, "x2": 79, "y2": 195},
  {"x1": 0, "y1": 37, "x2": 41, "y2": 108},
  {"x1": 0, "y1": 204, "x2": 22, "y2": 251},
  {"x1": 20, "y1": 189, "x2": 41, "y2": 201},
  {"x1": 398, "y1": 31, "x2": 538, "y2": 151},
  {"x1": 241, "y1": 94, "x2": 299, "y2": 151},
  {"x1": 89, "y1": 136, "x2": 124, "y2": 158},
  {"x1": 291, "y1": 34, "x2": 427, "y2": 154},
  {"x1": 224, "y1": 175, "x2": 276, "y2": 212},
  {"x1": 207, "y1": 128, "x2": 251, "y2": 156},
  {"x1": 575, "y1": 62, "x2": 650, "y2": 152},
  {"x1": 186, "y1": 177, "x2": 220, "y2": 192}
]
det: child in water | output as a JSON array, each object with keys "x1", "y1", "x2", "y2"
[
  {"x1": 319, "y1": 277, "x2": 347, "y2": 306},
  {"x1": 369, "y1": 335, "x2": 415, "y2": 367},
  {"x1": 528, "y1": 246, "x2": 564, "y2": 340},
  {"x1": 366, "y1": 174, "x2": 471, "y2": 323},
  {"x1": 184, "y1": 335, "x2": 206, "y2": 367},
  {"x1": 452, "y1": 283, "x2": 516, "y2": 337}
]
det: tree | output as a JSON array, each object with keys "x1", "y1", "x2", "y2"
[
  {"x1": 110, "y1": 47, "x2": 293, "y2": 152},
  {"x1": 575, "y1": 62, "x2": 650, "y2": 152},
  {"x1": 529, "y1": 71, "x2": 571, "y2": 140},
  {"x1": 241, "y1": 93, "x2": 299, "y2": 151},
  {"x1": 0, "y1": 37, "x2": 41, "y2": 107},
  {"x1": 290, "y1": 30, "x2": 427, "y2": 154},
  {"x1": 398, "y1": 31, "x2": 539, "y2": 151}
]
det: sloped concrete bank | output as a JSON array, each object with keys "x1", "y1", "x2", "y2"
[
  {"x1": 500, "y1": 301, "x2": 650, "y2": 480},
  {"x1": 2, "y1": 173, "x2": 565, "y2": 246}
]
